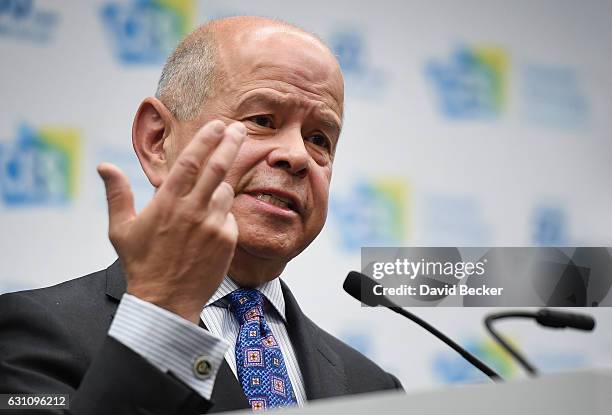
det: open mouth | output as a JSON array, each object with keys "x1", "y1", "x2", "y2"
[{"x1": 250, "y1": 192, "x2": 298, "y2": 212}]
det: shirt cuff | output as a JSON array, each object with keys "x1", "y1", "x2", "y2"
[{"x1": 108, "y1": 293, "x2": 229, "y2": 400}]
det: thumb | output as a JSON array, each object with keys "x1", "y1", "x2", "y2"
[{"x1": 97, "y1": 162, "x2": 136, "y2": 233}]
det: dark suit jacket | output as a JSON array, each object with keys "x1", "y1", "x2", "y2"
[{"x1": 0, "y1": 260, "x2": 402, "y2": 414}]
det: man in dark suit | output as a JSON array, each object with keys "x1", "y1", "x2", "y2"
[{"x1": 0, "y1": 16, "x2": 402, "y2": 414}]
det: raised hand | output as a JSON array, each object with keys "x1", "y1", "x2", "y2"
[{"x1": 98, "y1": 120, "x2": 246, "y2": 323}]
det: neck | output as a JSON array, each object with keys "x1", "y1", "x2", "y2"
[{"x1": 228, "y1": 245, "x2": 288, "y2": 287}]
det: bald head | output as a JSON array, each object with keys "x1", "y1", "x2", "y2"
[
  {"x1": 156, "y1": 16, "x2": 342, "y2": 121},
  {"x1": 208, "y1": 16, "x2": 334, "y2": 55}
]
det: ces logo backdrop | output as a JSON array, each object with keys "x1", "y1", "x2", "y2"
[
  {"x1": 328, "y1": 27, "x2": 387, "y2": 98},
  {"x1": 426, "y1": 46, "x2": 509, "y2": 119},
  {"x1": 100, "y1": 0, "x2": 195, "y2": 64},
  {"x1": 0, "y1": 124, "x2": 81, "y2": 206},
  {"x1": 0, "y1": 0, "x2": 58, "y2": 42},
  {"x1": 331, "y1": 178, "x2": 409, "y2": 251},
  {"x1": 531, "y1": 204, "x2": 568, "y2": 246},
  {"x1": 521, "y1": 65, "x2": 588, "y2": 130}
]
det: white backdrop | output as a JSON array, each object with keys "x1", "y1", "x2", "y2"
[{"x1": 1, "y1": 0, "x2": 611, "y2": 391}]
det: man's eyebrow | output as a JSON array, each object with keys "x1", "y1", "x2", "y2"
[
  {"x1": 236, "y1": 92, "x2": 285, "y2": 110},
  {"x1": 320, "y1": 118, "x2": 342, "y2": 137}
]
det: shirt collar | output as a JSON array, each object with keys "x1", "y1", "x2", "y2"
[{"x1": 205, "y1": 276, "x2": 286, "y2": 322}]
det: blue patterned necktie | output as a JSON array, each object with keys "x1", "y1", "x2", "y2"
[{"x1": 227, "y1": 288, "x2": 297, "y2": 412}]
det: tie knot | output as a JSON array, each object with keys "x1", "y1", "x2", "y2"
[{"x1": 227, "y1": 288, "x2": 264, "y2": 325}]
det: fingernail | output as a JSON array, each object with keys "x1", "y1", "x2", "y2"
[{"x1": 97, "y1": 165, "x2": 109, "y2": 181}]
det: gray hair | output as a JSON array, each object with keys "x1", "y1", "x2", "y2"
[{"x1": 155, "y1": 28, "x2": 219, "y2": 121}]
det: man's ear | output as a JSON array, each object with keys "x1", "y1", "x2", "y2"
[{"x1": 132, "y1": 97, "x2": 176, "y2": 188}]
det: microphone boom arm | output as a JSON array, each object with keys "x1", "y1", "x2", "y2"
[
  {"x1": 484, "y1": 309, "x2": 596, "y2": 377},
  {"x1": 484, "y1": 311, "x2": 540, "y2": 376},
  {"x1": 391, "y1": 306, "x2": 503, "y2": 381}
]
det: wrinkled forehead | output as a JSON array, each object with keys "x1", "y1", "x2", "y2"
[{"x1": 215, "y1": 25, "x2": 344, "y2": 115}]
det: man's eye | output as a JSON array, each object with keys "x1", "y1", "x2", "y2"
[
  {"x1": 248, "y1": 115, "x2": 274, "y2": 128},
  {"x1": 305, "y1": 134, "x2": 330, "y2": 150}
]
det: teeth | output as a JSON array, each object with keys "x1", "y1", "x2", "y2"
[{"x1": 254, "y1": 193, "x2": 292, "y2": 209}]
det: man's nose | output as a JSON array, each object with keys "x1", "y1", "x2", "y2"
[{"x1": 267, "y1": 129, "x2": 310, "y2": 178}]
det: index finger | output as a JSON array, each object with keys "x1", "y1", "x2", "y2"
[
  {"x1": 161, "y1": 120, "x2": 226, "y2": 197},
  {"x1": 190, "y1": 122, "x2": 246, "y2": 204}
]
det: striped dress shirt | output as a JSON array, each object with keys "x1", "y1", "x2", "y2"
[{"x1": 108, "y1": 277, "x2": 307, "y2": 406}]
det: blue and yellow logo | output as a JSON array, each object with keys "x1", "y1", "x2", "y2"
[
  {"x1": 100, "y1": 0, "x2": 195, "y2": 64},
  {"x1": 426, "y1": 46, "x2": 509, "y2": 119},
  {"x1": 330, "y1": 178, "x2": 409, "y2": 251},
  {"x1": 0, "y1": 124, "x2": 80, "y2": 206}
]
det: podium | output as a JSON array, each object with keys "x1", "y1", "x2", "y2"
[{"x1": 231, "y1": 371, "x2": 612, "y2": 414}]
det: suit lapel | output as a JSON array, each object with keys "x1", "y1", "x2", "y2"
[
  {"x1": 104, "y1": 260, "x2": 249, "y2": 412},
  {"x1": 281, "y1": 280, "x2": 349, "y2": 400},
  {"x1": 208, "y1": 358, "x2": 249, "y2": 412},
  {"x1": 105, "y1": 259, "x2": 127, "y2": 301}
]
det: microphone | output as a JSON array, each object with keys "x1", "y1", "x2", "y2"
[
  {"x1": 484, "y1": 309, "x2": 595, "y2": 376},
  {"x1": 343, "y1": 271, "x2": 503, "y2": 382},
  {"x1": 535, "y1": 309, "x2": 595, "y2": 330}
]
